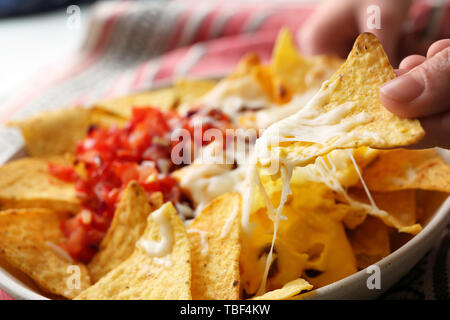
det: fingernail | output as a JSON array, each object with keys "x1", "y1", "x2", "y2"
[{"x1": 380, "y1": 73, "x2": 424, "y2": 102}]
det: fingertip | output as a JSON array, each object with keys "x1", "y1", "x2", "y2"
[
  {"x1": 426, "y1": 39, "x2": 450, "y2": 58},
  {"x1": 398, "y1": 55, "x2": 426, "y2": 70},
  {"x1": 379, "y1": 74, "x2": 425, "y2": 117}
]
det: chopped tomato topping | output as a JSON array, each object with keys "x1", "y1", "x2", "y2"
[
  {"x1": 48, "y1": 162, "x2": 78, "y2": 182},
  {"x1": 50, "y1": 107, "x2": 231, "y2": 262}
]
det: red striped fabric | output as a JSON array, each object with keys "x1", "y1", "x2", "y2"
[{"x1": 0, "y1": 0, "x2": 448, "y2": 300}]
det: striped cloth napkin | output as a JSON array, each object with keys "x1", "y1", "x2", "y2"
[{"x1": 0, "y1": 0, "x2": 448, "y2": 300}]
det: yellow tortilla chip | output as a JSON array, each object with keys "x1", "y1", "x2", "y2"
[
  {"x1": 360, "y1": 149, "x2": 450, "y2": 193},
  {"x1": 188, "y1": 192, "x2": 241, "y2": 300},
  {"x1": 0, "y1": 209, "x2": 90, "y2": 298},
  {"x1": 231, "y1": 53, "x2": 262, "y2": 78},
  {"x1": 89, "y1": 108, "x2": 127, "y2": 128},
  {"x1": 270, "y1": 28, "x2": 342, "y2": 98},
  {"x1": 196, "y1": 53, "x2": 273, "y2": 115},
  {"x1": 8, "y1": 107, "x2": 91, "y2": 157},
  {"x1": 343, "y1": 188, "x2": 420, "y2": 235},
  {"x1": 94, "y1": 88, "x2": 178, "y2": 119},
  {"x1": 258, "y1": 33, "x2": 424, "y2": 168},
  {"x1": 174, "y1": 78, "x2": 217, "y2": 105},
  {"x1": 75, "y1": 202, "x2": 191, "y2": 300},
  {"x1": 88, "y1": 182, "x2": 163, "y2": 283},
  {"x1": 348, "y1": 216, "x2": 391, "y2": 269},
  {"x1": 251, "y1": 278, "x2": 312, "y2": 300},
  {"x1": 0, "y1": 157, "x2": 80, "y2": 213}
]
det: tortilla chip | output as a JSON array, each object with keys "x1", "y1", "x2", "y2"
[
  {"x1": 348, "y1": 216, "x2": 391, "y2": 269},
  {"x1": 251, "y1": 278, "x2": 312, "y2": 300},
  {"x1": 259, "y1": 33, "x2": 424, "y2": 168},
  {"x1": 8, "y1": 107, "x2": 91, "y2": 157},
  {"x1": 75, "y1": 202, "x2": 191, "y2": 300},
  {"x1": 175, "y1": 78, "x2": 217, "y2": 105},
  {"x1": 0, "y1": 209, "x2": 90, "y2": 298},
  {"x1": 188, "y1": 192, "x2": 241, "y2": 300},
  {"x1": 360, "y1": 149, "x2": 450, "y2": 193},
  {"x1": 197, "y1": 54, "x2": 272, "y2": 117},
  {"x1": 343, "y1": 188, "x2": 420, "y2": 235},
  {"x1": 0, "y1": 157, "x2": 80, "y2": 213},
  {"x1": 231, "y1": 53, "x2": 262, "y2": 78},
  {"x1": 88, "y1": 182, "x2": 163, "y2": 282},
  {"x1": 89, "y1": 108, "x2": 127, "y2": 128},
  {"x1": 94, "y1": 88, "x2": 178, "y2": 119},
  {"x1": 270, "y1": 28, "x2": 342, "y2": 98}
]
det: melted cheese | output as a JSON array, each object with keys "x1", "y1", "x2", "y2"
[
  {"x1": 137, "y1": 205, "x2": 173, "y2": 257},
  {"x1": 255, "y1": 80, "x2": 382, "y2": 168},
  {"x1": 200, "y1": 76, "x2": 270, "y2": 120},
  {"x1": 244, "y1": 80, "x2": 387, "y2": 294},
  {"x1": 245, "y1": 89, "x2": 318, "y2": 129},
  {"x1": 174, "y1": 141, "x2": 249, "y2": 217}
]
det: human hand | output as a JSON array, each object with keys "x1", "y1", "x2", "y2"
[
  {"x1": 299, "y1": 0, "x2": 412, "y2": 66},
  {"x1": 380, "y1": 39, "x2": 450, "y2": 149}
]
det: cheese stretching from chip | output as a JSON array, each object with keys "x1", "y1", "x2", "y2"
[
  {"x1": 256, "y1": 33, "x2": 423, "y2": 169},
  {"x1": 244, "y1": 33, "x2": 424, "y2": 294}
]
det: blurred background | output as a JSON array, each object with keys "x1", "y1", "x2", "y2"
[
  {"x1": 0, "y1": 0, "x2": 96, "y2": 100},
  {"x1": 0, "y1": 0, "x2": 446, "y2": 110},
  {"x1": 0, "y1": 0, "x2": 314, "y2": 103}
]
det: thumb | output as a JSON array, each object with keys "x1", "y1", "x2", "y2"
[{"x1": 380, "y1": 47, "x2": 450, "y2": 118}]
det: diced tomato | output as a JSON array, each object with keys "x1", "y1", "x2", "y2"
[
  {"x1": 49, "y1": 107, "x2": 232, "y2": 262},
  {"x1": 112, "y1": 162, "x2": 139, "y2": 185},
  {"x1": 48, "y1": 162, "x2": 78, "y2": 182}
]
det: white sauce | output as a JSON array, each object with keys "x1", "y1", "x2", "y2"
[
  {"x1": 137, "y1": 205, "x2": 173, "y2": 257},
  {"x1": 200, "y1": 75, "x2": 270, "y2": 120},
  {"x1": 176, "y1": 141, "x2": 248, "y2": 217}
]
